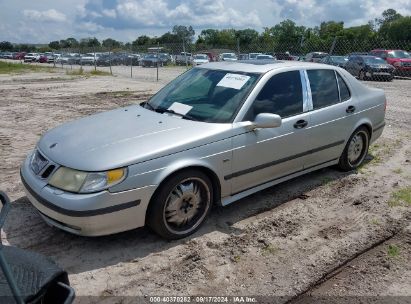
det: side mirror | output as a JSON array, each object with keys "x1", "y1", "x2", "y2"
[{"x1": 252, "y1": 113, "x2": 282, "y2": 129}]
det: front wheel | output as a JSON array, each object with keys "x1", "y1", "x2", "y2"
[
  {"x1": 146, "y1": 170, "x2": 213, "y2": 240},
  {"x1": 338, "y1": 127, "x2": 370, "y2": 171}
]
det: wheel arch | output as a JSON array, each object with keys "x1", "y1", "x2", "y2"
[
  {"x1": 351, "y1": 119, "x2": 372, "y2": 139},
  {"x1": 145, "y1": 163, "x2": 222, "y2": 223}
]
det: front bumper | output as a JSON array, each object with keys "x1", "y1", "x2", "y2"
[{"x1": 20, "y1": 155, "x2": 156, "y2": 236}]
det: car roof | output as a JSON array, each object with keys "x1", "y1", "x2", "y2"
[{"x1": 197, "y1": 60, "x2": 336, "y2": 73}]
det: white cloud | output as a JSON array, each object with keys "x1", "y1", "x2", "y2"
[{"x1": 23, "y1": 9, "x2": 67, "y2": 22}]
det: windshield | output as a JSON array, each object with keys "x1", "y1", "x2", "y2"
[
  {"x1": 223, "y1": 53, "x2": 236, "y2": 59},
  {"x1": 364, "y1": 57, "x2": 386, "y2": 64},
  {"x1": 331, "y1": 56, "x2": 348, "y2": 63},
  {"x1": 388, "y1": 50, "x2": 410, "y2": 58},
  {"x1": 145, "y1": 68, "x2": 260, "y2": 123}
]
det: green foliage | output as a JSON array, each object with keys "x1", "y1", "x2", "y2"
[
  {"x1": 102, "y1": 38, "x2": 122, "y2": 49},
  {"x1": 0, "y1": 41, "x2": 13, "y2": 51},
  {"x1": 0, "y1": 61, "x2": 53, "y2": 74}
]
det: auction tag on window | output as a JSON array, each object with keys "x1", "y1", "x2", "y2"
[
  {"x1": 168, "y1": 102, "x2": 192, "y2": 116},
  {"x1": 217, "y1": 73, "x2": 250, "y2": 90}
]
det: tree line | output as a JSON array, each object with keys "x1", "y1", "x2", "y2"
[{"x1": 1, "y1": 9, "x2": 410, "y2": 53}]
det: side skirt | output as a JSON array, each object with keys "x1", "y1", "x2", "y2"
[{"x1": 220, "y1": 158, "x2": 339, "y2": 207}]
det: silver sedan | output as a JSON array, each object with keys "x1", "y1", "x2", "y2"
[{"x1": 21, "y1": 61, "x2": 386, "y2": 239}]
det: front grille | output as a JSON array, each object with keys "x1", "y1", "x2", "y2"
[
  {"x1": 402, "y1": 62, "x2": 411, "y2": 67},
  {"x1": 30, "y1": 150, "x2": 57, "y2": 179},
  {"x1": 30, "y1": 150, "x2": 48, "y2": 175}
]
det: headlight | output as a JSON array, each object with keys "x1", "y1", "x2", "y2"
[{"x1": 49, "y1": 167, "x2": 127, "y2": 193}]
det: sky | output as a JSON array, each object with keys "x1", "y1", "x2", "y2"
[{"x1": 0, "y1": 0, "x2": 410, "y2": 44}]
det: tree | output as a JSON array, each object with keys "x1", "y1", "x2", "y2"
[
  {"x1": 133, "y1": 35, "x2": 151, "y2": 46},
  {"x1": 48, "y1": 41, "x2": 60, "y2": 50},
  {"x1": 319, "y1": 21, "x2": 344, "y2": 39},
  {"x1": 0, "y1": 41, "x2": 13, "y2": 51},
  {"x1": 235, "y1": 29, "x2": 259, "y2": 45},
  {"x1": 383, "y1": 16, "x2": 411, "y2": 40},
  {"x1": 102, "y1": 38, "x2": 122, "y2": 49},
  {"x1": 79, "y1": 37, "x2": 101, "y2": 49},
  {"x1": 172, "y1": 25, "x2": 195, "y2": 43},
  {"x1": 377, "y1": 9, "x2": 403, "y2": 38},
  {"x1": 197, "y1": 29, "x2": 220, "y2": 46},
  {"x1": 342, "y1": 24, "x2": 375, "y2": 40}
]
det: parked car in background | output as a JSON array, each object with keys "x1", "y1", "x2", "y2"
[
  {"x1": 248, "y1": 53, "x2": 262, "y2": 59},
  {"x1": 24, "y1": 53, "x2": 40, "y2": 62},
  {"x1": 219, "y1": 52, "x2": 237, "y2": 61},
  {"x1": 56, "y1": 54, "x2": 80, "y2": 65},
  {"x1": 80, "y1": 53, "x2": 98, "y2": 65},
  {"x1": 345, "y1": 55, "x2": 394, "y2": 81},
  {"x1": 1, "y1": 52, "x2": 13, "y2": 59},
  {"x1": 369, "y1": 49, "x2": 411, "y2": 76},
  {"x1": 238, "y1": 54, "x2": 249, "y2": 60},
  {"x1": 38, "y1": 54, "x2": 49, "y2": 63},
  {"x1": 305, "y1": 52, "x2": 328, "y2": 62},
  {"x1": 140, "y1": 54, "x2": 163, "y2": 67},
  {"x1": 256, "y1": 54, "x2": 276, "y2": 60},
  {"x1": 125, "y1": 53, "x2": 141, "y2": 66},
  {"x1": 13, "y1": 52, "x2": 26, "y2": 60},
  {"x1": 274, "y1": 53, "x2": 294, "y2": 60},
  {"x1": 320, "y1": 55, "x2": 348, "y2": 67},
  {"x1": 44, "y1": 53, "x2": 56, "y2": 63},
  {"x1": 175, "y1": 52, "x2": 192, "y2": 65},
  {"x1": 21, "y1": 61, "x2": 385, "y2": 240},
  {"x1": 192, "y1": 54, "x2": 209, "y2": 65}
]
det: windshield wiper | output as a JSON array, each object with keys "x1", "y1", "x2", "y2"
[
  {"x1": 141, "y1": 102, "x2": 155, "y2": 111},
  {"x1": 156, "y1": 107, "x2": 199, "y2": 121}
]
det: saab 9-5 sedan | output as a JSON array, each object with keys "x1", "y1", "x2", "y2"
[{"x1": 21, "y1": 61, "x2": 386, "y2": 239}]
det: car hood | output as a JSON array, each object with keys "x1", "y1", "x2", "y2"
[{"x1": 38, "y1": 105, "x2": 232, "y2": 171}]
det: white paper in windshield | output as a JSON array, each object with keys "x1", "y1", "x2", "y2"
[
  {"x1": 168, "y1": 102, "x2": 193, "y2": 116},
  {"x1": 216, "y1": 73, "x2": 250, "y2": 90}
]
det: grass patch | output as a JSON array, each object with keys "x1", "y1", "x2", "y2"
[
  {"x1": 387, "y1": 186, "x2": 411, "y2": 207},
  {"x1": 0, "y1": 61, "x2": 54, "y2": 74},
  {"x1": 387, "y1": 244, "x2": 400, "y2": 257},
  {"x1": 370, "y1": 218, "x2": 381, "y2": 225},
  {"x1": 261, "y1": 244, "x2": 278, "y2": 256},
  {"x1": 320, "y1": 176, "x2": 333, "y2": 185},
  {"x1": 392, "y1": 168, "x2": 403, "y2": 174},
  {"x1": 66, "y1": 68, "x2": 111, "y2": 76}
]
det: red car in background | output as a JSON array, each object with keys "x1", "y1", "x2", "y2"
[
  {"x1": 370, "y1": 49, "x2": 411, "y2": 76},
  {"x1": 12, "y1": 52, "x2": 26, "y2": 60}
]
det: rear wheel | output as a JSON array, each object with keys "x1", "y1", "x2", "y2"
[
  {"x1": 338, "y1": 127, "x2": 370, "y2": 171},
  {"x1": 147, "y1": 170, "x2": 213, "y2": 240}
]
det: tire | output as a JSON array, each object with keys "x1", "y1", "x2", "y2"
[
  {"x1": 338, "y1": 126, "x2": 370, "y2": 171},
  {"x1": 146, "y1": 170, "x2": 213, "y2": 240}
]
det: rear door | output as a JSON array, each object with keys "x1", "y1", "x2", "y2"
[{"x1": 301, "y1": 69, "x2": 356, "y2": 167}]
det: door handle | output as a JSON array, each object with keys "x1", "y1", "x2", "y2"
[
  {"x1": 346, "y1": 105, "x2": 356, "y2": 113},
  {"x1": 294, "y1": 119, "x2": 308, "y2": 129}
]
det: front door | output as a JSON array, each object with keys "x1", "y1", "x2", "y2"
[{"x1": 229, "y1": 70, "x2": 310, "y2": 194}]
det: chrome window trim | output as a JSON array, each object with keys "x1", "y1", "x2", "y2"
[{"x1": 302, "y1": 70, "x2": 313, "y2": 111}]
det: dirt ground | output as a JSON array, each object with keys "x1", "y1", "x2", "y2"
[{"x1": 0, "y1": 67, "x2": 410, "y2": 304}]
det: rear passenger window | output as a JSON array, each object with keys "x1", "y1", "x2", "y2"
[
  {"x1": 307, "y1": 69, "x2": 339, "y2": 109},
  {"x1": 336, "y1": 72, "x2": 351, "y2": 101},
  {"x1": 248, "y1": 71, "x2": 303, "y2": 119}
]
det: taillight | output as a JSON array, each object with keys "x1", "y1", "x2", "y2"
[{"x1": 384, "y1": 99, "x2": 387, "y2": 111}]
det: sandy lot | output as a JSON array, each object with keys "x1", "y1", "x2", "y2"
[{"x1": 0, "y1": 67, "x2": 410, "y2": 303}]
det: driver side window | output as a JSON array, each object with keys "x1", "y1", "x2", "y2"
[{"x1": 246, "y1": 71, "x2": 303, "y2": 120}]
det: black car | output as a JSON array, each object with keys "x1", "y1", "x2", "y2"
[
  {"x1": 320, "y1": 55, "x2": 348, "y2": 67},
  {"x1": 344, "y1": 55, "x2": 394, "y2": 81}
]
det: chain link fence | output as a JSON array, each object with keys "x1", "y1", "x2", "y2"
[{"x1": 3, "y1": 38, "x2": 410, "y2": 80}]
